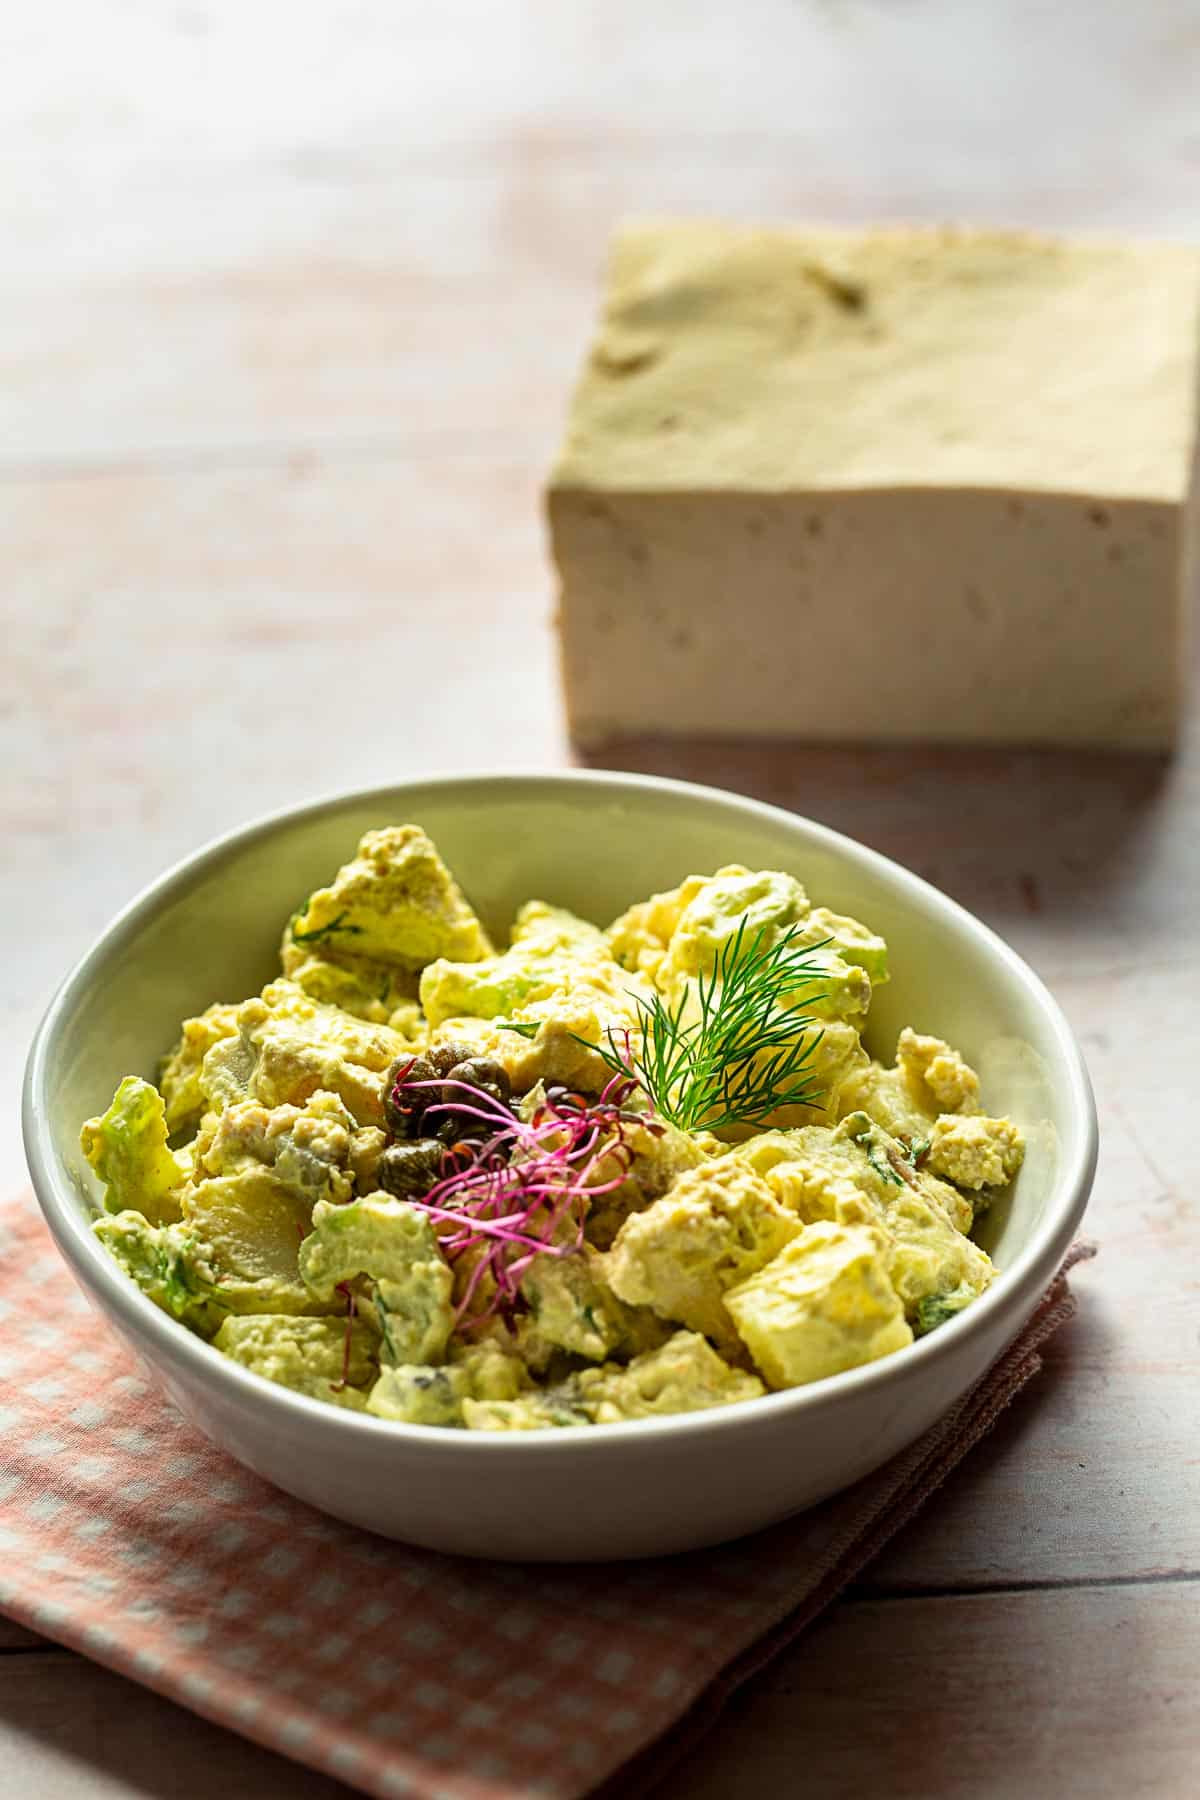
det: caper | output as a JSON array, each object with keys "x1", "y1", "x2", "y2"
[
  {"x1": 452, "y1": 1057, "x2": 512, "y2": 1105},
  {"x1": 383, "y1": 1053, "x2": 434, "y2": 1137},
  {"x1": 376, "y1": 1138, "x2": 446, "y2": 1199},
  {"x1": 434, "y1": 1112, "x2": 491, "y2": 1146}
]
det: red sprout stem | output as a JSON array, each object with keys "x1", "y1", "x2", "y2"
[
  {"x1": 330, "y1": 1281, "x2": 357, "y2": 1393},
  {"x1": 397, "y1": 1068, "x2": 649, "y2": 1332}
]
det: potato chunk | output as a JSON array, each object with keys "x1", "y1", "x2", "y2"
[
  {"x1": 92, "y1": 1210, "x2": 227, "y2": 1335},
  {"x1": 517, "y1": 1244, "x2": 670, "y2": 1369},
  {"x1": 195, "y1": 1089, "x2": 358, "y2": 1206},
  {"x1": 574, "y1": 1330, "x2": 764, "y2": 1422},
  {"x1": 214, "y1": 1314, "x2": 379, "y2": 1410},
  {"x1": 367, "y1": 1343, "x2": 530, "y2": 1426},
  {"x1": 285, "y1": 825, "x2": 491, "y2": 970},
  {"x1": 299, "y1": 1194, "x2": 454, "y2": 1366},
  {"x1": 81, "y1": 1077, "x2": 186, "y2": 1225},
  {"x1": 180, "y1": 1169, "x2": 333, "y2": 1316},
  {"x1": 605, "y1": 1157, "x2": 800, "y2": 1352},
  {"x1": 726, "y1": 1221, "x2": 912, "y2": 1388},
  {"x1": 199, "y1": 981, "x2": 410, "y2": 1128}
]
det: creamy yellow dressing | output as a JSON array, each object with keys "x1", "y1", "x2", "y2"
[{"x1": 83, "y1": 827, "x2": 1023, "y2": 1428}]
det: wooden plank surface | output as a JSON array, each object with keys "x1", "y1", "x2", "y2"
[
  {"x1": 4, "y1": 2, "x2": 1200, "y2": 1796},
  {"x1": 661, "y1": 1581, "x2": 1200, "y2": 1800},
  {"x1": 1, "y1": 1582, "x2": 1195, "y2": 1800}
]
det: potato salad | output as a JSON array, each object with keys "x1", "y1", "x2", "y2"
[{"x1": 81, "y1": 826, "x2": 1024, "y2": 1430}]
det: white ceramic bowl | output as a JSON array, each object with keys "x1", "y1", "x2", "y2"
[{"x1": 23, "y1": 772, "x2": 1097, "y2": 1561}]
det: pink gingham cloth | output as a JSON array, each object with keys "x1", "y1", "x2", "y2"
[{"x1": 0, "y1": 1188, "x2": 1092, "y2": 1800}]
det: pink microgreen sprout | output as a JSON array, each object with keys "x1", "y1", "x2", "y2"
[{"x1": 397, "y1": 1068, "x2": 652, "y2": 1333}]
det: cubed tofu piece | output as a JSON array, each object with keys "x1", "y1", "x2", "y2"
[
  {"x1": 726, "y1": 1221, "x2": 912, "y2": 1388},
  {"x1": 284, "y1": 825, "x2": 491, "y2": 970},
  {"x1": 605, "y1": 1157, "x2": 800, "y2": 1352},
  {"x1": 80, "y1": 1077, "x2": 186, "y2": 1225},
  {"x1": 896, "y1": 1029, "x2": 982, "y2": 1114},
  {"x1": 838, "y1": 1028, "x2": 1025, "y2": 1195},
  {"x1": 928, "y1": 1113, "x2": 1025, "y2": 1190},
  {"x1": 160, "y1": 1002, "x2": 241, "y2": 1134},
  {"x1": 573, "y1": 1330, "x2": 764, "y2": 1422},
  {"x1": 367, "y1": 1342, "x2": 530, "y2": 1426},
  {"x1": 298, "y1": 1194, "x2": 454, "y2": 1366},
  {"x1": 214, "y1": 1313, "x2": 379, "y2": 1410},
  {"x1": 551, "y1": 221, "x2": 1200, "y2": 751}
]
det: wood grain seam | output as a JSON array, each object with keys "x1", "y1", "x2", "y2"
[
  {"x1": 4, "y1": 1569, "x2": 1197, "y2": 1669},
  {"x1": 852, "y1": 1568, "x2": 1200, "y2": 1602}
]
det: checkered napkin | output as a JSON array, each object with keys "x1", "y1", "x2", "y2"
[{"x1": 0, "y1": 1189, "x2": 1091, "y2": 1800}]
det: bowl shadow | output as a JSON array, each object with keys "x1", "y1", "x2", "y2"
[{"x1": 574, "y1": 735, "x2": 1173, "y2": 935}]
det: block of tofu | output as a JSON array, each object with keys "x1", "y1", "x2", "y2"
[{"x1": 549, "y1": 221, "x2": 1200, "y2": 749}]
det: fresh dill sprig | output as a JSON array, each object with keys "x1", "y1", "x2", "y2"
[
  {"x1": 289, "y1": 908, "x2": 365, "y2": 946},
  {"x1": 590, "y1": 921, "x2": 832, "y2": 1133}
]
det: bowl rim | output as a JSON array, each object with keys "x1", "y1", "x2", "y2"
[{"x1": 23, "y1": 767, "x2": 1098, "y2": 1456}]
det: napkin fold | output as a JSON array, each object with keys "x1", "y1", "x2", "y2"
[{"x1": 0, "y1": 1190, "x2": 1092, "y2": 1800}]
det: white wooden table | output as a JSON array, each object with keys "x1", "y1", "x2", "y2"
[{"x1": 3, "y1": 5, "x2": 1197, "y2": 1794}]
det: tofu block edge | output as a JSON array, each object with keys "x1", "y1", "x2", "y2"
[{"x1": 547, "y1": 220, "x2": 1200, "y2": 750}]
